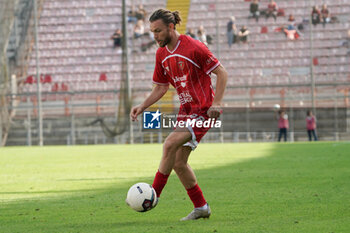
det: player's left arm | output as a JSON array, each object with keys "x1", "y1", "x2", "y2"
[{"x1": 208, "y1": 64, "x2": 228, "y2": 118}]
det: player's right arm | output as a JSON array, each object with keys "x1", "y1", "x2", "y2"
[
  {"x1": 131, "y1": 49, "x2": 169, "y2": 121},
  {"x1": 130, "y1": 84, "x2": 169, "y2": 121}
]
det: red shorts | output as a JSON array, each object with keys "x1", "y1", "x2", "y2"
[{"x1": 176, "y1": 108, "x2": 212, "y2": 150}]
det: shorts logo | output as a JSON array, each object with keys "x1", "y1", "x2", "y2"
[{"x1": 143, "y1": 110, "x2": 161, "y2": 129}]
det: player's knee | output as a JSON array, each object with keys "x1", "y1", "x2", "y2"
[
  {"x1": 173, "y1": 160, "x2": 187, "y2": 174},
  {"x1": 163, "y1": 138, "x2": 178, "y2": 153}
]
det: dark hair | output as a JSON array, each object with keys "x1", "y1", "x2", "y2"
[
  {"x1": 149, "y1": 9, "x2": 181, "y2": 29},
  {"x1": 307, "y1": 110, "x2": 312, "y2": 116}
]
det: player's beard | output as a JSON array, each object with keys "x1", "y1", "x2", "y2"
[{"x1": 159, "y1": 30, "x2": 171, "y2": 47}]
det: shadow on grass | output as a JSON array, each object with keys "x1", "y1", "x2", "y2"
[{"x1": 0, "y1": 142, "x2": 349, "y2": 233}]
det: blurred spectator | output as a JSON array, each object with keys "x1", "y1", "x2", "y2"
[
  {"x1": 277, "y1": 109, "x2": 289, "y2": 142},
  {"x1": 237, "y1": 26, "x2": 250, "y2": 43},
  {"x1": 277, "y1": 8, "x2": 285, "y2": 17},
  {"x1": 296, "y1": 18, "x2": 309, "y2": 31},
  {"x1": 249, "y1": 0, "x2": 260, "y2": 22},
  {"x1": 128, "y1": 5, "x2": 138, "y2": 23},
  {"x1": 311, "y1": 6, "x2": 321, "y2": 26},
  {"x1": 129, "y1": 4, "x2": 147, "y2": 23},
  {"x1": 280, "y1": 14, "x2": 300, "y2": 40},
  {"x1": 266, "y1": 0, "x2": 278, "y2": 21},
  {"x1": 306, "y1": 110, "x2": 318, "y2": 141},
  {"x1": 227, "y1": 16, "x2": 237, "y2": 48},
  {"x1": 288, "y1": 14, "x2": 295, "y2": 22},
  {"x1": 186, "y1": 28, "x2": 198, "y2": 40},
  {"x1": 283, "y1": 24, "x2": 299, "y2": 40},
  {"x1": 110, "y1": 29, "x2": 122, "y2": 48},
  {"x1": 275, "y1": 17, "x2": 300, "y2": 41},
  {"x1": 136, "y1": 4, "x2": 147, "y2": 21},
  {"x1": 320, "y1": 4, "x2": 330, "y2": 27},
  {"x1": 197, "y1": 25, "x2": 208, "y2": 46},
  {"x1": 134, "y1": 19, "x2": 145, "y2": 38}
]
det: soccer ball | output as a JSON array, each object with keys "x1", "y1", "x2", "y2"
[
  {"x1": 126, "y1": 182, "x2": 158, "y2": 212},
  {"x1": 273, "y1": 104, "x2": 281, "y2": 110}
]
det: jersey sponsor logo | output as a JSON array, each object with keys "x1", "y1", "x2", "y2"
[
  {"x1": 179, "y1": 92, "x2": 193, "y2": 105},
  {"x1": 172, "y1": 75, "x2": 187, "y2": 83}
]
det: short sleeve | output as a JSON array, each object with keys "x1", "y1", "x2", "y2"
[
  {"x1": 195, "y1": 42, "x2": 220, "y2": 75},
  {"x1": 152, "y1": 51, "x2": 169, "y2": 86}
]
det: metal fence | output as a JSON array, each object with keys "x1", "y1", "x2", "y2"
[
  {"x1": 1, "y1": 0, "x2": 350, "y2": 146},
  {"x1": 3, "y1": 86, "x2": 349, "y2": 146}
]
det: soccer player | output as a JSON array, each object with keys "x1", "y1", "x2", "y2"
[{"x1": 130, "y1": 9, "x2": 228, "y2": 220}]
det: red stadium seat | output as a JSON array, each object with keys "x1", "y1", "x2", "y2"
[
  {"x1": 61, "y1": 83, "x2": 69, "y2": 91},
  {"x1": 52, "y1": 83, "x2": 59, "y2": 92},
  {"x1": 99, "y1": 73, "x2": 108, "y2": 82},
  {"x1": 261, "y1": 26, "x2": 268, "y2": 34},
  {"x1": 43, "y1": 74, "x2": 52, "y2": 83},
  {"x1": 25, "y1": 76, "x2": 35, "y2": 84}
]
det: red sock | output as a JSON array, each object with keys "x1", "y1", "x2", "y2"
[
  {"x1": 152, "y1": 170, "x2": 169, "y2": 197},
  {"x1": 186, "y1": 184, "x2": 207, "y2": 208}
]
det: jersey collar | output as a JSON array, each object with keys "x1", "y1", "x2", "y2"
[{"x1": 166, "y1": 37, "x2": 181, "y2": 54}]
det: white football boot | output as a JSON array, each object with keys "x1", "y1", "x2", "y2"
[{"x1": 180, "y1": 204, "x2": 211, "y2": 221}]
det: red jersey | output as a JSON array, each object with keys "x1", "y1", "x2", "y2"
[
  {"x1": 153, "y1": 35, "x2": 220, "y2": 114},
  {"x1": 278, "y1": 114, "x2": 289, "y2": 129},
  {"x1": 306, "y1": 116, "x2": 316, "y2": 130}
]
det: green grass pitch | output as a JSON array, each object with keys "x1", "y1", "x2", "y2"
[{"x1": 0, "y1": 142, "x2": 349, "y2": 233}]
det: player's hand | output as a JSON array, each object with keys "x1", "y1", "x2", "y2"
[
  {"x1": 130, "y1": 105, "x2": 144, "y2": 122},
  {"x1": 207, "y1": 103, "x2": 223, "y2": 119}
]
